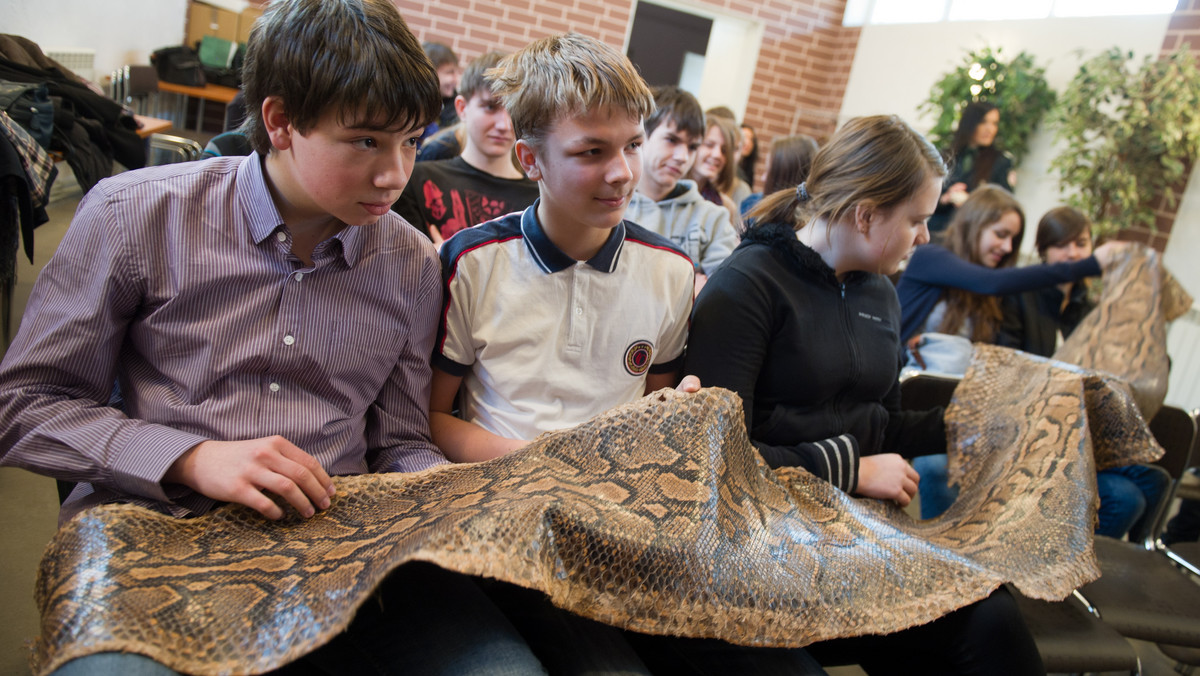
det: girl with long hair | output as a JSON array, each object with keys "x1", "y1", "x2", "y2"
[
  {"x1": 927, "y1": 101, "x2": 1014, "y2": 235},
  {"x1": 685, "y1": 115, "x2": 1044, "y2": 675}
]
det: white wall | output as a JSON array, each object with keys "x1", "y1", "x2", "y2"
[
  {"x1": 2, "y1": 0, "x2": 188, "y2": 82},
  {"x1": 839, "y1": 15, "x2": 1174, "y2": 257}
]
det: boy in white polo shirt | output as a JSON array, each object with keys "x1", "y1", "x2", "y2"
[{"x1": 430, "y1": 33, "x2": 696, "y2": 463}]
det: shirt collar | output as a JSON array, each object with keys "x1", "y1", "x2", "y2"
[
  {"x1": 519, "y1": 200, "x2": 626, "y2": 274},
  {"x1": 237, "y1": 153, "x2": 361, "y2": 266}
]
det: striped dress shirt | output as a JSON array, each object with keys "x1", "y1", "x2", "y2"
[{"x1": 0, "y1": 154, "x2": 447, "y2": 522}]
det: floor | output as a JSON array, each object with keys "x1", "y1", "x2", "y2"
[{"x1": 0, "y1": 148, "x2": 1194, "y2": 676}]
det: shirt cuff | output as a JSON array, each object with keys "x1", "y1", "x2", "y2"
[{"x1": 112, "y1": 423, "x2": 209, "y2": 503}]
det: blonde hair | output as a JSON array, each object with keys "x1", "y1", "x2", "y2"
[
  {"x1": 488, "y1": 33, "x2": 654, "y2": 149},
  {"x1": 747, "y1": 115, "x2": 945, "y2": 231}
]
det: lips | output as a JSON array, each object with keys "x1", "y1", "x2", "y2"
[
  {"x1": 596, "y1": 194, "x2": 629, "y2": 208},
  {"x1": 361, "y1": 202, "x2": 393, "y2": 216}
]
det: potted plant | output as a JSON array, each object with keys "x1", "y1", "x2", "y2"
[
  {"x1": 1051, "y1": 46, "x2": 1200, "y2": 239},
  {"x1": 920, "y1": 46, "x2": 1056, "y2": 165}
]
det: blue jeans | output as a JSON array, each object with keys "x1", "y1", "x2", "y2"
[
  {"x1": 52, "y1": 562, "x2": 546, "y2": 676},
  {"x1": 1096, "y1": 464, "x2": 1168, "y2": 539},
  {"x1": 913, "y1": 454, "x2": 958, "y2": 520}
]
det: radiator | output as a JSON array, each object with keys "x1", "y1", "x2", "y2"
[
  {"x1": 44, "y1": 48, "x2": 96, "y2": 85},
  {"x1": 1166, "y1": 307, "x2": 1200, "y2": 412}
]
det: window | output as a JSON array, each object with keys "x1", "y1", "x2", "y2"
[{"x1": 844, "y1": 0, "x2": 1178, "y2": 26}]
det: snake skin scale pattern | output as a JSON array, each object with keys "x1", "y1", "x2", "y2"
[{"x1": 28, "y1": 246, "x2": 1190, "y2": 675}]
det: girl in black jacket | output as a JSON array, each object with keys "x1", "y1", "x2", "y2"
[{"x1": 684, "y1": 115, "x2": 1044, "y2": 676}]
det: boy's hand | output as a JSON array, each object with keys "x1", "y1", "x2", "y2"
[
  {"x1": 855, "y1": 453, "x2": 919, "y2": 506},
  {"x1": 675, "y1": 375, "x2": 701, "y2": 393},
  {"x1": 165, "y1": 437, "x2": 336, "y2": 520}
]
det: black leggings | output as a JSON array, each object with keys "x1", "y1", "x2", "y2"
[{"x1": 806, "y1": 586, "x2": 1045, "y2": 676}]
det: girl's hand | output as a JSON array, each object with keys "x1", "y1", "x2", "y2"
[
  {"x1": 856, "y1": 454, "x2": 919, "y2": 506},
  {"x1": 1093, "y1": 240, "x2": 1133, "y2": 270}
]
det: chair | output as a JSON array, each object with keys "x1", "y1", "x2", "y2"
[
  {"x1": 1075, "y1": 407, "x2": 1200, "y2": 664},
  {"x1": 109, "y1": 65, "x2": 159, "y2": 116},
  {"x1": 148, "y1": 133, "x2": 204, "y2": 165},
  {"x1": 898, "y1": 371, "x2": 1142, "y2": 674}
]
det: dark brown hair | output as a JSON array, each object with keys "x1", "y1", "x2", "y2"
[
  {"x1": 459, "y1": 51, "x2": 506, "y2": 101},
  {"x1": 949, "y1": 101, "x2": 1000, "y2": 188},
  {"x1": 645, "y1": 85, "x2": 704, "y2": 140},
  {"x1": 241, "y1": 0, "x2": 442, "y2": 155},
  {"x1": 937, "y1": 184, "x2": 1025, "y2": 342},
  {"x1": 1035, "y1": 206, "x2": 1091, "y2": 259},
  {"x1": 762, "y1": 134, "x2": 819, "y2": 195}
]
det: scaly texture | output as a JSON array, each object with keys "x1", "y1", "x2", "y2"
[{"x1": 30, "y1": 246, "x2": 1182, "y2": 675}]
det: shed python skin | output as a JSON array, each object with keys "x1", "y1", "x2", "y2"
[{"x1": 30, "y1": 246, "x2": 1190, "y2": 675}]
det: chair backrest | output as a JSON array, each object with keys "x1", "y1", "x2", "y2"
[
  {"x1": 1149, "y1": 406, "x2": 1199, "y2": 481},
  {"x1": 899, "y1": 371, "x2": 962, "y2": 412},
  {"x1": 109, "y1": 65, "x2": 158, "y2": 115},
  {"x1": 148, "y1": 133, "x2": 204, "y2": 165}
]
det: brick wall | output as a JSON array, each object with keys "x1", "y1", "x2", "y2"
[
  {"x1": 393, "y1": 0, "x2": 859, "y2": 181},
  {"x1": 1123, "y1": 0, "x2": 1200, "y2": 250}
]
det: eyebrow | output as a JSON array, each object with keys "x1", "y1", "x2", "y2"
[{"x1": 569, "y1": 132, "x2": 645, "y2": 147}]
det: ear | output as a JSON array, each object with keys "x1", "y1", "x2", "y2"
[
  {"x1": 454, "y1": 94, "x2": 468, "y2": 117},
  {"x1": 515, "y1": 139, "x2": 541, "y2": 181},
  {"x1": 853, "y1": 202, "x2": 877, "y2": 235},
  {"x1": 261, "y1": 96, "x2": 294, "y2": 151}
]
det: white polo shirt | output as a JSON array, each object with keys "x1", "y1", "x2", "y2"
[{"x1": 435, "y1": 202, "x2": 694, "y2": 441}]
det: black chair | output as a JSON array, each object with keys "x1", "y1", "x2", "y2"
[
  {"x1": 1077, "y1": 407, "x2": 1200, "y2": 665},
  {"x1": 899, "y1": 371, "x2": 1142, "y2": 674}
]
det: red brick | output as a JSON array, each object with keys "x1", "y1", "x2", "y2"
[
  {"x1": 475, "y1": 3, "x2": 505, "y2": 19},
  {"x1": 467, "y1": 27, "x2": 502, "y2": 45},
  {"x1": 506, "y1": 9, "x2": 537, "y2": 25},
  {"x1": 1170, "y1": 13, "x2": 1200, "y2": 30},
  {"x1": 577, "y1": 0, "x2": 605, "y2": 15},
  {"x1": 427, "y1": 5, "x2": 460, "y2": 21},
  {"x1": 462, "y1": 12, "x2": 493, "y2": 29}
]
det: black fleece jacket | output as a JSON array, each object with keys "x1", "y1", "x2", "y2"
[{"x1": 684, "y1": 222, "x2": 946, "y2": 493}]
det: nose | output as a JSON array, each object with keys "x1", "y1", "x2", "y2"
[
  {"x1": 495, "y1": 110, "x2": 513, "y2": 132},
  {"x1": 915, "y1": 221, "x2": 930, "y2": 246},
  {"x1": 377, "y1": 147, "x2": 412, "y2": 192},
  {"x1": 608, "y1": 152, "x2": 634, "y2": 186},
  {"x1": 999, "y1": 237, "x2": 1012, "y2": 253}
]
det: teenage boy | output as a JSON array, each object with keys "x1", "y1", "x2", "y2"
[
  {"x1": 429, "y1": 32, "x2": 695, "y2": 673},
  {"x1": 625, "y1": 85, "x2": 740, "y2": 291},
  {"x1": 0, "y1": 1, "x2": 543, "y2": 674},
  {"x1": 394, "y1": 51, "x2": 538, "y2": 246}
]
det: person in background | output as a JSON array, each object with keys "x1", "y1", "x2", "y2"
[
  {"x1": 625, "y1": 85, "x2": 740, "y2": 295},
  {"x1": 688, "y1": 112, "x2": 742, "y2": 227},
  {"x1": 420, "y1": 41, "x2": 460, "y2": 141},
  {"x1": 393, "y1": 51, "x2": 538, "y2": 247},
  {"x1": 927, "y1": 101, "x2": 1015, "y2": 237},
  {"x1": 685, "y1": 114, "x2": 1044, "y2": 676},
  {"x1": 738, "y1": 122, "x2": 758, "y2": 190},
  {"x1": 739, "y1": 133, "x2": 819, "y2": 219},
  {"x1": 997, "y1": 206, "x2": 1166, "y2": 539},
  {"x1": 897, "y1": 190, "x2": 1124, "y2": 519}
]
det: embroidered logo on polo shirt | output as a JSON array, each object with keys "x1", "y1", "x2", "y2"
[{"x1": 623, "y1": 340, "x2": 654, "y2": 376}]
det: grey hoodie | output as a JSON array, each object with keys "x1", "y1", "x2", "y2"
[{"x1": 624, "y1": 179, "x2": 740, "y2": 275}]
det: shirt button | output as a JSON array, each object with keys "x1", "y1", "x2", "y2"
[
  {"x1": 294, "y1": 272, "x2": 304, "y2": 281},
  {"x1": 575, "y1": 307, "x2": 583, "y2": 316},
  {"x1": 269, "y1": 382, "x2": 281, "y2": 392},
  {"x1": 283, "y1": 335, "x2": 295, "y2": 346},
  {"x1": 276, "y1": 232, "x2": 287, "y2": 242}
]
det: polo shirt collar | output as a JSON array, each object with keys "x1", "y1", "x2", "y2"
[
  {"x1": 519, "y1": 200, "x2": 626, "y2": 274},
  {"x1": 239, "y1": 153, "x2": 360, "y2": 266}
]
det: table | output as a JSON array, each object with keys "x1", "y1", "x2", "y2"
[
  {"x1": 156, "y1": 81, "x2": 239, "y2": 133},
  {"x1": 133, "y1": 114, "x2": 172, "y2": 139}
]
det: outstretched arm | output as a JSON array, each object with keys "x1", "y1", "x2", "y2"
[{"x1": 429, "y1": 368, "x2": 525, "y2": 462}]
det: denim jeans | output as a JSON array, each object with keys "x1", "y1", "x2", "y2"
[
  {"x1": 1096, "y1": 464, "x2": 1168, "y2": 539},
  {"x1": 52, "y1": 562, "x2": 547, "y2": 676},
  {"x1": 913, "y1": 453, "x2": 958, "y2": 520}
]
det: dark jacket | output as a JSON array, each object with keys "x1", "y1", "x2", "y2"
[
  {"x1": 0, "y1": 34, "x2": 145, "y2": 192},
  {"x1": 684, "y1": 222, "x2": 945, "y2": 494},
  {"x1": 928, "y1": 146, "x2": 1013, "y2": 234},
  {"x1": 997, "y1": 282, "x2": 1093, "y2": 358},
  {"x1": 896, "y1": 243, "x2": 1102, "y2": 343}
]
